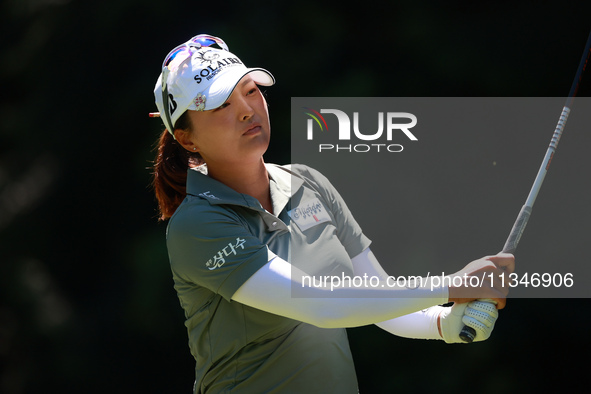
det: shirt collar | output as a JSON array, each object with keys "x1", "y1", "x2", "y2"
[
  {"x1": 185, "y1": 164, "x2": 304, "y2": 214},
  {"x1": 266, "y1": 164, "x2": 303, "y2": 215}
]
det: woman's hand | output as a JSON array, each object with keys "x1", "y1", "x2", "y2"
[
  {"x1": 438, "y1": 300, "x2": 499, "y2": 343},
  {"x1": 447, "y1": 253, "x2": 515, "y2": 309}
]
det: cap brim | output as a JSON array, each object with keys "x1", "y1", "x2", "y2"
[{"x1": 203, "y1": 67, "x2": 275, "y2": 110}]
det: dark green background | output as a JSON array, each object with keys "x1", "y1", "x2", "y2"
[{"x1": 1, "y1": 1, "x2": 589, "y2": 393}]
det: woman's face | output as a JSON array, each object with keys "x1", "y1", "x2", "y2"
[{"x1": 182, "y1": 75, "x2": 271, "y2": 168}]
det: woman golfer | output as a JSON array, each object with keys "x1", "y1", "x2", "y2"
[{"x1": 151, "y1": 34, "x2": 514, "y2": 393}]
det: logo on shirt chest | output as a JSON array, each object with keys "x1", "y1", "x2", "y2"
[{"x1": 288, "y1": 198, "x2": 331, "y2": 231}]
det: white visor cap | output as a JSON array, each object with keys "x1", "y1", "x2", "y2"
[{"x1": 154, "y1": 39, "x2": 274, "y2": 133}]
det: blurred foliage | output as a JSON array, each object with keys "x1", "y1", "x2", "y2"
[{"x1": 1, "y1": 0, "x2": 590, "y2": 393}]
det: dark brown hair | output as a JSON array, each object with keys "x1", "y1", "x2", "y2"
[{"x1": 152, "y1": 111, "x2": 202, "y2": 220}]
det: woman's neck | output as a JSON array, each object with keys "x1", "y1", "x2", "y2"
[{"x1": 206, "y1": 158, "x2": 273, "y2": 213}]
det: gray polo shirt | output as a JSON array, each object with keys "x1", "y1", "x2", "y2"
[{"x1": 167, "y1": 164, "x2": 371, "y2": 393}]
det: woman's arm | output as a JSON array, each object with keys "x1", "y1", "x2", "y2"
[
  {"x1": 350, "y1": 248, "x2": 442, "y2": 339},
  {"x1": 232, "y1": 249, "x2": 513, "y2": 329},
  {"x1": 350, "y1": 248, "x2": 513, "y2": 341},
  {"x1": 232, "y1": 253, "x2": 447, "y2": 328}
]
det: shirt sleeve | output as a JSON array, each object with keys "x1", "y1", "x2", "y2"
[
  {"x1": 166, "y1": 201, "x2": 274, "y2": 302},
  {"x1": 290, "y1": 164, "x2": 372, "y2": 258}
]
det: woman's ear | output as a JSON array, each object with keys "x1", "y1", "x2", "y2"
[{"x1": 173, "y1": 129, "x2": 199, "y2": 152}]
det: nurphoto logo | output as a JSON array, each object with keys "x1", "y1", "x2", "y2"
[{"x1": 303, "y1": 107, "x2": 418, "y2": 153}]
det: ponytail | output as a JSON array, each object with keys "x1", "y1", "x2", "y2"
[{"x1": 151, "y1": 112, "x2": 201, "y2": 220}]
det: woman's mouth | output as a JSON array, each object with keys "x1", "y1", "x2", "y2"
[{"x1": 243, "y1": 124, "x2": 261, "y2": 136}]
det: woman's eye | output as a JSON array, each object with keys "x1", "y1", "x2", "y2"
[{"x1": 247, "y1": 87, "x2": 258, "y2": 95}]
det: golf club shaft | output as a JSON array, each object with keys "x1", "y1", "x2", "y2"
[{"x1": 459, "y1": 30, "x2": 591, "y2": 343}]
